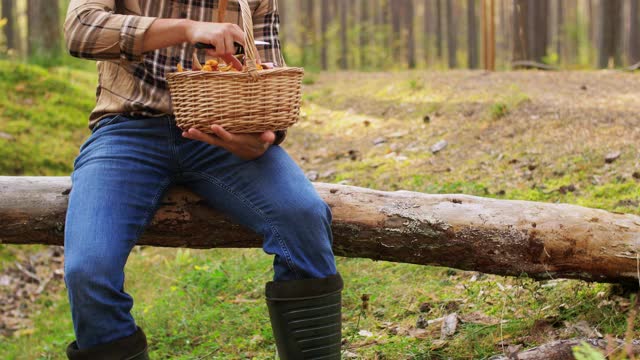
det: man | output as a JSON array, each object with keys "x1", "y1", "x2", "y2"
[{"x1": 63, "y1": 1, "x2": 342, "y2": 359}]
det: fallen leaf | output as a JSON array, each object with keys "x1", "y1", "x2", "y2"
[
  {"x1": 440, "y1": 313, "x2": 458, "y2": 339},
  {"x1": 430, "y1": 140, "x2": 448, "y2": 154},
  {"x1": 305, "y1": 171, "x2": 319, "y2": 181},
  {"x1": 0, "y1": 132, "x2": 14, "y2": 141},
  {"x1": 430, "y1": 339, "x2": 448, "y2": 350},
  {"x1": 605, "y1": 151, "x2": 621, "y2": 164}
]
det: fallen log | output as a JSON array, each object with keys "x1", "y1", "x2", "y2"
[
  {"x1": 489, "y1": 338, "x2": 640, "y2": 360},
  {"x1": 2, "y1": 176, "x2": 640, "y2": 285},
  {"x1": 512, "y1": 60, "x2": 559, "y2": 71}
]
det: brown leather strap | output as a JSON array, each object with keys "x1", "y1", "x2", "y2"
[{"x1": 218, "y1": 0, "x2": 228, "y2": 22}]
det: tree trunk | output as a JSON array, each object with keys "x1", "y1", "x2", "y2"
[
  {"x1": 359, "y1": 0, "x2": 369, "y2": 68},
  {"x1": 1, "y1": 0, "x2": 15, "y2": 50},
  {"x1": 306, "y1": 0, "x2": 315, "y2": 66},
  {"x1": 467, "y1": 0, "x2": 478, "y2": 68},
  {"x1": 556, "y1": 0, "x2": 563, "y2": 64},
  {"x1": 597, "y1": 0, "x2": 623, "y2": 68},
  {"x1": 424, "y1": 0, "x2": 432, "y2": 65},
  {"x1": 3, "y1": 177, "x2": 640, "y2": 286},
  {"x1": 568, "y1": 0, "x2": 579, "y2": 65},
  {"x1": 298, "y1": 0, "x2": 307, "y2": 64},
  {"x1": 380, "y1": 0, "x2": 390, "y2": 68},
  {"x1": 629, "y1": 0, "x2": 640, "y2": 65},
  {"x1": 300, "y1": 0, "x2": 315, "y2": 67},
  {"x1": 406, "y1": 0, "x2": 416, "y2": 68},
  {"x1": 513, "y1": 0, "x2": 528, "y2": 61},
  {"x1": 588, "y1": 0, "x2": 595, "y2": 49},
  {"x1": 390, "y1": 0, "x2": 402, "y2": 58},
  {"x1": 27, "y1": 0, "x2": 60, "y2": 59},
  {"x1": 500, "y1": 0, "x2": 510, "y2": 62},
  {"x1": 528, "y1": 0, "x2": 549, "y2": 62},
  {"x1": 320, "y1": 0, "x2": 330, "y2": 70},
  {"x1": 445, "y1": 0, "x2": 457, "y2": 68},
  {"x1": 436, "y1": 0, "x2": 443, "y2": 59},
  {"x1": 339, "y1": 0, "x2": 348, "y2": 69},
  {"x1": 277, "y1": 0, "x2": 288, "y2": 44}
]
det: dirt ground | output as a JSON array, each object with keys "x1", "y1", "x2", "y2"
[
  {"x1": 290, "y1": 71, "x2": 640, "y2": 213},
  {"x1": 2, "y1": 70, "x2": 640, "y2": 357}
]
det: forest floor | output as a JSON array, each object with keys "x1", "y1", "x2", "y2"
[{"x1": 1, "y1": 62, "x2": 640, "y2": 359}]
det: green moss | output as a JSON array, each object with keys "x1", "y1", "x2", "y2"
[{"x1": 0, "y1": 60, "x2": 95, "y2": 176}]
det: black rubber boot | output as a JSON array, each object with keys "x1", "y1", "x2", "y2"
[
  {"x1": 66, "y1": 327, "x2": 149, "y2": 360},
  {"x1": 266, "y1": 273, "x2": 343, "y2": 360}
]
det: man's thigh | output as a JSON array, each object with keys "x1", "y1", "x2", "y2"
[
  {"x1": 178, "y1": 142, "x2": 336, "y2": 280},
  {"x1": 65, "y1": 117, "x2": 175, "y2": 268}
]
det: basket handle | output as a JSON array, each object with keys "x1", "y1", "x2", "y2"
[{"x1": 237, "y1": 0, "x2": 260, "y2": 76}]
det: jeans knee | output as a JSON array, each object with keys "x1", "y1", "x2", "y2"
[
  {"x1": 275, "y1": 196, "x2": 333, "y2": 253},
  {"x1": 282, "y1": 196, "x2": 332, "y2": 226},
  {"x1": 64, "y1": 255, "x2": 120, "y2": 296}
]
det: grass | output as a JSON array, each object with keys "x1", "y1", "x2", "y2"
[
  {"x1": 2, "y1": 63, "x2": 640, "y2": 359},
  {"x1": 0, "y1": 60, "x2": 95, "y2": 175}
]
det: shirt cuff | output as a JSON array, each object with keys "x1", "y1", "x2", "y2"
[{"x1": 119, "y1": 15, "x2": 157, "y2": 62}]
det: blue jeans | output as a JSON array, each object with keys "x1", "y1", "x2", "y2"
[{"x1": 64, "y1": 115, "x2": 337, "y2": 349}]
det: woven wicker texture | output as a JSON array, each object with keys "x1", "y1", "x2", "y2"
[{"x1": 167, "y1": 0, "x2": 304, "y2": 133}]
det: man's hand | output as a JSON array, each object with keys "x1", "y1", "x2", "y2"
[
  {"x1": 143, "y1": 20, "x2": 244, "y2": 70},
  {"x1": 185, "y1": 22, "x2": 244, "y2": 70},
  {"x1": 183, "y1": 125, "x2": 276, "y2": 161},
  {"x1": 185, "y1": 21, "x2": 244, "y2": 56}
]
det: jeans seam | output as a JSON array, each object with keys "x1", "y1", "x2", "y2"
[
  {"x1": 186, "y1": 171, "x2": 301, "y2": 279},
  {"x1": 91, "y1": 114, "x2": 123, "y2": 133},
  {"x1": 134, "y1": 177, "x2": 173, "y2": 241},
  {"x1": 166, "y1": 117, "x2": 184, "y2": 171}
]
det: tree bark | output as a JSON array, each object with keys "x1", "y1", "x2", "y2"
[
  {"x1": 529, "y1": 0, "x2": 549, "y2": 63},
  {"x1": 446, "y1": 0, "x2": 457, "y2": 68},
  {"x1": 3, "y1": 177, "x2": 640, "y2": 286},
  {"x1": 556, "y1": 0, "x2": 563, "y2": 64},
  {"x1": 629, "y1": 0, "x2": 640, "y2": 65},
  {"x1": 339, "y1": 0, "x2": 348, "y2": 69},
  {"x1": 320, "y1": 0, "x2": 330, "y2": 70},
  {"x1": 359, "y1": 0, "x2": 369, "y2": 68},
  {"x1": 597, "y1": 0, "x2": 623, "y2": 68},
  {"x1": 390, "y1": 0, "x2": 402, "y2": 58},
  {"x1": 27, "y1": 0, "x2": 60, "y2": 59},
  {"x1": 500, "y1": 0, "x2": 510, "y2": 62},
  {"x1": 277, "y1": 0, "x2": 288, "y2": 44},
  {"x1": 513, "y1": 0, "x2": 528, "y2": 61},
  {"x1": 299, "y1": 0, "x2": 315, "y2": 67},
  {"x1": 436, "y1": 0, "x2": 443, "y2": 59},
  {"x1": 467, "y1": 0, "x2": 478, "y2": 69},
  {"x1": 424, "y1": 0, "x2": 432, "y2": 65},
  {"x1": 1, "y1": 0, "x2": 15, "y2": 50},
  {"x1": 406, "y1": 0, "x2": 416, "y2": 69}
]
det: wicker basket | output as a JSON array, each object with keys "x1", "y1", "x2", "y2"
[{"x1": 166, "y1": 0, "x2": 304, "y2": 134}]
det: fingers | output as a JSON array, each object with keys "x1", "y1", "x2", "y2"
[
  {"x1": 210, "y1": 37, "x2": 225, "y2": 57},
  {"x1": 210, "y1": 125, "x2": 234, "y2": 142},
  {"x1": 230, "y1": 24, "x2": 245, "y2": 46},
  {"x1": 198, "y1": 24, "x2": 244, "y2": 57},
  {"x1": 260, "y1": 131, "x2": 276, "y2": 144},
  {"x1": 224, "y1": 35, "x2": 235, "y2": 58},
  {"x1": 182, "y1": 128, "x2": 222, "y2": 147},
  {"x1": 221, "y1": 54, "x2": 244, "y2": 71},
  {"x1": 183, "y1": 126, "x2": 274, "y2": 160}
]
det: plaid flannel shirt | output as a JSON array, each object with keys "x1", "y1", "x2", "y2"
[{"x1": 64, "y1": 0, "x2": 286, "y2": 128}]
